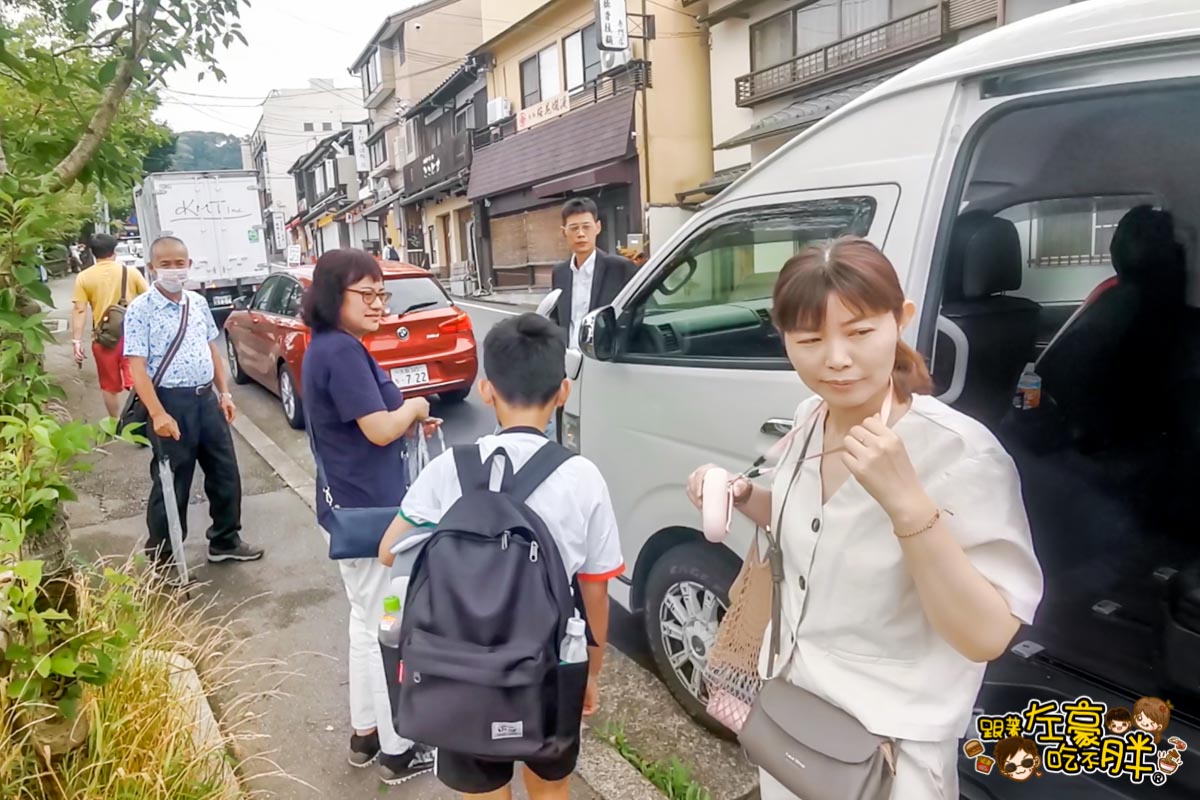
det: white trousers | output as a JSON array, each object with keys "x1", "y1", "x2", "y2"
[
  {"x1": 322, "y1": 528, "x2": 412, "y2": 755},
  {"x1": 758, "y1": 738, "x2": 960, "y2": 800}
]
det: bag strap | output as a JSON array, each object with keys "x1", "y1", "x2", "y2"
[
  {"x1": 151, "y1": 296, "x2": 190, "y2": 389},
  {"x1": 453, "y1": 444, "x2": 517, "y2": 495},
  {"x1": 119, "y1": 265, "x2": 128, "y2": 306},
  {"x1": 765, "y1": 411, "x2": 822, "y2": 677},
  {"x1": 509, "y1": 442, "x2": 575, "y2": 503}
]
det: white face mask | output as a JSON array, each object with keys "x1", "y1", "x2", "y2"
[{"x1": 156, "y1": 269, "x2": 189, "y2": 292}]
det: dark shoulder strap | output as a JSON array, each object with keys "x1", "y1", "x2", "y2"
[
  {"x1": 151, "y1": 297, "x2": 191, "y2": 389},
  {"x1": 453, "y1": 445, "x2": 488, "y2": 493},
  {"x1": 510, "y1": 442, "x2": 575, "y2": 503},
  {"x1": 119, "y1": 266, "x2": 128, "y2": 304}
]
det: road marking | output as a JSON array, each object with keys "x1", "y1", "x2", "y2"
[{"x1": 456, "y1": 301, "x2": 522, "y2": 316}]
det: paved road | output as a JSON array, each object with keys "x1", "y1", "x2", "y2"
[{"x1": 221, "y1": 298, "x2": 655, "y2": 672}]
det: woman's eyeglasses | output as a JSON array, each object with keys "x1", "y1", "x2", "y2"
[
  {"x1": 347, "y1": 288, "x2": 392, "y2": 305},
  {"x1": 1001, "y1": 758, "x2": 1035, "y2": 772}
]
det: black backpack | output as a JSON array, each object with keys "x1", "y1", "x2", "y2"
[{"x1": 391, "y1": 442, "x2": 589, "y2": 759}]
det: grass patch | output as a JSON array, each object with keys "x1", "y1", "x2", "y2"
[
  {"x1": 597, "y1": 722, "x2": 712, "y2": 800},
  {"x1": 1, "y1": 556, "x2": 286, "y2": 799}
]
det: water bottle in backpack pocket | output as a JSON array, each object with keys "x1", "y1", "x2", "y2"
[{"x1": 389, "y1": 442, "x2": 589, "y2": 759}]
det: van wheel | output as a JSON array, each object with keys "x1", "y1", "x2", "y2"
[
  {"x1": 643, "y1": 541, "x2": 739, "y2": 739},
  {"x1": 279, "y1": 364, "x2": 304, "y2": 430},
  {"x1": 227, "y1": 339, "x2": 250, "y2": 385}
]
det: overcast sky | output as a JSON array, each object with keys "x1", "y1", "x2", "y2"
[{"x1": 155, "y1": 0, "x2": 426, "y2": 136}]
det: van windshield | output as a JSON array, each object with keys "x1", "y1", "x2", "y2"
[{"x1": 624, "y1": 197, "x2": 876, "y2": 362}]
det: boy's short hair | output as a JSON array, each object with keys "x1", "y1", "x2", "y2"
[
  {"x1": 561, "y1": 197, "x2": 599, "y2": 224},
  {"x1": 483, "y1": 313, "x2": 566, "y2": 407}
]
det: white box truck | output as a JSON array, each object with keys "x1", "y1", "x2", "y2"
[{"x1": 133, "y1": 170, "x2": 270, "y2": 311}]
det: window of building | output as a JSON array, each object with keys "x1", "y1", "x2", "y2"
[
  {"x1": 303, "y1": 122, "x2": 314, "y2": 132},
  {"x1": 453, "y1": 104, "x2": 474, "y2": 134},
  {"x1": 370, "y1": 138, "x2": 388, "y2": 169},
  {"x1": 750, "y1": 0, "x2": 932, "y2": 70},
  {"x1": 564, "y1": 23, "x2": 601, "y2": 91},
  {"x1": 322, "y1": 122, "x2": 333, "y2": 131},
  {"x1": 404, "y1": 120, "x2": 417, "y2": 162},
  {"x1": 361, "y1": 47, "x2": 383, "y2": 98},
  {"x1": 314, "y1": 165, "x2": 327, "y2": 196},
  {"x1": 520, "y1": 45, "x2": 560, "y2": 107}
]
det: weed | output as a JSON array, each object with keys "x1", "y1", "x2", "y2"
[{"x1": 597, "y1": 721, "x2": 712, "y2": 800}]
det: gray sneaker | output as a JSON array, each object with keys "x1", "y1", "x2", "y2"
[
  {"x1": 207, "y1": 540, "x2": 265, "y2": 563},
  {"x1": 349, "y1": 732, "x2": 381, "y2": 768},
  {"x1": 377, "y1": 745, "x2": 434, "y2": 786}
]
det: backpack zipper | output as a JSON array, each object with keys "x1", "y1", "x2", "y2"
[
  {"x1": 530, "y1": 542, "x2": 539, "y2": 562},
  {"x1": 501, "y1": 532, "x2": 510, "y2": 550}
]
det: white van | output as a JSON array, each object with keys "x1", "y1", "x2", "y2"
[{"x1": 566, "y1": 1, "x2": 1200, "y2": 794}]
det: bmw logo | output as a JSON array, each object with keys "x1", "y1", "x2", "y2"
[{"x1": 397, "y1": 327, "x2": 410, "y2": 341}]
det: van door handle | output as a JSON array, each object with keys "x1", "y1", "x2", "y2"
[{"x1": 761, "y1": 418, "x2": 794, "y2": 438}]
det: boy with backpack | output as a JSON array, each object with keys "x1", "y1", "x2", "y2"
[{"x1": 378, "y1": 312, "x2": 624, "y2": 800}]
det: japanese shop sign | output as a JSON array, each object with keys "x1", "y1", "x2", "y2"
[
  {"x1": 517, "y1": 93, "x2": 571, "y2": 132},
  {"x1": 965, "y1": 695, "x2": 1187, "y2": 787},
  {"x1": 595, "y1": 0, "x2": 629, "y2": 51}
]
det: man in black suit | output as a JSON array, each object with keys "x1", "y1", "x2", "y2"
[{"x1": 549, "y1": 198, "x2": 638, "y2": 348}]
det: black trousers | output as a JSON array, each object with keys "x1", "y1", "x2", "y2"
[{"x1": 146, "y1": 386, "x2": 242, "y2": 552}]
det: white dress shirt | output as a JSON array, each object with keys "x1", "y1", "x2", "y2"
[
  {"x1": 569, "y1": 250, "x2": 597, "y2": 348},
  {"x1": 760, "y1": 393, "x2": 1044, "y2": 743}
]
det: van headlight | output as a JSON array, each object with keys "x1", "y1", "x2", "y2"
[{"x1": 562, "y1": 412, "x2": 581, "y2": 453}]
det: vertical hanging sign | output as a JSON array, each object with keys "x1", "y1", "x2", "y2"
[{"x1": 595, "y1": 0, "x2": 629, "y2": 51}]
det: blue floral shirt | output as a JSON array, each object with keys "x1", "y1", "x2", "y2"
[{"x1": 123, "y1": 287, "x2": 219, "y2": 388}]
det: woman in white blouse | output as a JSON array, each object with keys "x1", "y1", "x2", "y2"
[{"x1": 687, "y1": 237, "x2": 1044, "y2": 799}]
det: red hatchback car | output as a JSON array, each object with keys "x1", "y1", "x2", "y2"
[{"x1": 223, "y1": 263, "x2": 478, "y2": 428}]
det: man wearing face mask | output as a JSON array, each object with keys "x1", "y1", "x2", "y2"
[{"x1": 123, "y1": 236, "x2": 265, "y2": 566}]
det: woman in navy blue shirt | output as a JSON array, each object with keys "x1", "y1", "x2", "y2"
[{"x1": 300, "y1": 249, "x2": 435, "y2": 784}]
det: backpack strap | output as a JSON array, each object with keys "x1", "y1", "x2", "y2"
[
  {"x1": 453, "y1": 444, "x2": 518, "y2": 494},
  {"x1": 509, "y1": 442, "x2": 575, "y2": 503}
]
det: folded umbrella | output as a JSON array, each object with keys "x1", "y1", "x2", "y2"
[{"x1": 158, "y1": 454, "x2": 190, "y2": 586}]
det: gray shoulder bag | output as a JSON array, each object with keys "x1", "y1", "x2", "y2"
[{"x1": 737, "y1": 414, "x2": 898, "y2": 800}]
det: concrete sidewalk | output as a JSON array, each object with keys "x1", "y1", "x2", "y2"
[{"x1": 42, "y1": 291, "x2": 619, "y2": 799}]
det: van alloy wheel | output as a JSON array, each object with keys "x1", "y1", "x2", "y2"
[{"x1": 658, "y1": 580, "x2": 727, "y2": 702}]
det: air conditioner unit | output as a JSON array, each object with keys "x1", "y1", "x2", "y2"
[
  {"x1": 486, "y1": 97, "x2": 513, "y2": 125},
  {"x1": 600, "y1": 48, "x2": 631, "y2": 74}
]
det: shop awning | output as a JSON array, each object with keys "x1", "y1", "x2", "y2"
[
  {"x1": 335, "y1": 197, "x2": 369, "y2": 221},
  {"x1": 715, "y1": 74, "x2": 893, "y2": 150},
  {"x1": 468, "y1": 93, "x2": 635, "y2": 200},
  {"x1": 400, "y1": 174, "x2": 466, "y2": 207},
  {"x1": 361, "y1": 190, "x2": 402, "y2": 218},
  {"x1": 300, "y1": 194, "x2": 341, "y2": 225}
]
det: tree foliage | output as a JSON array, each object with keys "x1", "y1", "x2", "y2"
[{"x1": 170, "y1": 131, "x2": 243, "y2": 171}]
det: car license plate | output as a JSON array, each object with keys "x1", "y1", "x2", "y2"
[
  {"x1": 212, "y1": 295, "x2": 233, "y2": 307},
  {"x1": 391, "y1": 365, "x2": 429, "y2": 388}
]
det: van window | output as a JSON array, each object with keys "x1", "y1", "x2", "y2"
[
  {"x1": 621, "y1": 197, "x2": 876, "y2": 363},
  {"x1": 1002, "y1": 195, "x2": 1157, "y2": 306}
]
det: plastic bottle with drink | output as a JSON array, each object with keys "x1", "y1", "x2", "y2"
[
  {"x1": 560, "y1": 615, "x2": 588, "y2": 665},
  {"x1": 379, "y1": 595, "x2": 403, "y2": 648},
  {"x1": 1014, "y1": 362, "x2": 1042, "y2": 411}
]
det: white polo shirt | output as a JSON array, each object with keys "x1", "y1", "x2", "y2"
[
  {"x1": 760, "y1": 393, "x2": 1044, "y2": 743},
  {"x1": 400, "y1": 430, "x2": 625, "y2": 583}
]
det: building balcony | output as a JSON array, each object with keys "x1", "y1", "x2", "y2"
[
  {"x1": 735, "y1": 5, "x2": 945, "y2": 107},
  {"x1": 402, "y1": 130, "x2": 472, "y2": 198}
]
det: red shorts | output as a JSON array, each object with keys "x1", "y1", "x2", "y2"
[{"x1": 92, "y1": 338, "x2": 132, "y2": 393}]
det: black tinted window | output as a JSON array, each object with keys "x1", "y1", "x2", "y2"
[
  {"x1": 251, "y1": 277, "x2": 282, "y2": 311},
  {"x1": 385, "y1": 276, "x2": 452, "y2": 316},
  {"x1": 280, "y1": 282, "x2": 302, "y2": 317}
]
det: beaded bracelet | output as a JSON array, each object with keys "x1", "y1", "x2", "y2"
[{"x1": 894, "y1": 508, "x2": 945, "y2": 539}]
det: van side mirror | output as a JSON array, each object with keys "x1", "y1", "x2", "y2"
[{"x1": 580, "y1": 306, "x2": 617, "y2": 361}]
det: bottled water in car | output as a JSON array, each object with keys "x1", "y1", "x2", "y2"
[{"x1": 1014, "y1": 363, "x2": 1042, "y2": 410}]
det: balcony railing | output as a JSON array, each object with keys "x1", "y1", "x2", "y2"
[
  {"x1": 736, "y1": 5, "x2": 944, "y2": 107},
  {"x1": 402, "y1": 130, "x2": 472, "y2": 195}
]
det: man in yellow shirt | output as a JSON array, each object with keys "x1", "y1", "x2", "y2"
[{"x1": 72, "y1": 233, "x2": 150, "y2": 418}]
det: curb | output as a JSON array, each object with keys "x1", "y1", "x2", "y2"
[
  {"x1": 578, "y1": 725, "x2": 664, "y2": 800},
  {"x1": 229, "y1": 413, "x2": 316, "y2": 512}
]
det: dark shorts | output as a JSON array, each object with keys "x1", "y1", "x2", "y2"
[{"x1": 434, "y1": 738, "x2": 581, "y2": 794}]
